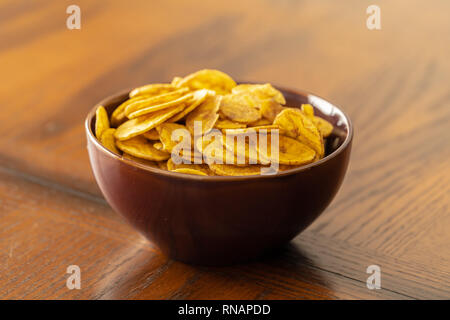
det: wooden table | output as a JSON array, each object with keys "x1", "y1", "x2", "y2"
[{"x1": 1, "y1": 0, "x2": 449, "y2": 300}]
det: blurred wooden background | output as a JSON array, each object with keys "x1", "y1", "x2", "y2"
[{"x1": 0, "y1": 0, "x2": 449, "y2": 299}]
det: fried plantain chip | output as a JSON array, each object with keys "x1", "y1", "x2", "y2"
[
  {"x1": 208, "y1": 163, "x2": 263, "y2": 176},
  {"x1": 115, "y1": 104, "x2": 185, "y2": 141},
  {"x1": 218, "y1": 110, "x2": 227, "y2": 120},
  {"x1": 122, "y1": 152, "x2": 159, "y2": 167},
  {"x1": 167, "y1": 158, "x2": 211, "y2": 175},
  {"x1": 99, "y1": 128, "x2": 120, "y2": 154},
  {"x1": 116, "y1": 135, "x2": 170, "y2": 161},
  {"x1": 167, "y1": 89, "x2": 211, "y2": 123},
  {"x1": 248, "y1": 118, "x2": 272, "y2": 127},
  {"x1": 260, "y1": 99, "x2": 285, "y2": 122},
  {"x1": 301, "y1": 103, "x2": 333, "y2": 137},
  {"x1": 313, "y1": 116, "x2": 333, "y2": 138},
  {"x1": 222, "y1": 125, "x2": 280, "y2": 135},
  {"x1": 171, "y1": 77, "x2": 183, "y2": 86},
  {"x1": 214, "y1": 119, "x2": 247, "y2": 130},
  {"x1": 153, "y1": 142, "x2": 164, "y2": 150},
  {"x1": 197, "y1": 132, "x2": 232, "y2": 165},
  {"x1": 95, "y1": 106, "x2": 109, "y2": 139},
  {"x1": 221, "y1": 129, "x2": 278, "y2": 164},
  {"x1": 232, "y1": 83, "x2": 286, "y2": 104},
  {"x1": 156, "y1": 123, "x2": 189, "y2": 153},
  {"x1": 219, "y1": 93, "x2": 261, "y2": 123},
  {"x1": 129, "y1": 83, "x2": 175, "y2": 98},
  {"x1": 198, "y1": 130, "x2": 269, "y2": 165},
  {"x1": 176, "y1": 69, "x2": 236, "y2": 94},
  {"x1": 111, "y1": 96, "x2": 149, "y2": 127},
  {"x1": 273, "y1": 108, "x2": 324, "y2": 158},
  {"x1": 186, "y1": 95, "x2": 221, "y2": 135},
  {"x1": 194, "y1": 131, "x2": 217, "y2": 153},
  {"x1": 301, "y1": 104, "x2": 315, "y2": 117},
  {"x1": 177, "y1": 148, "x2": 204, "y2": 164},
  {"x1": 265, "y1": 135, "x2": 316, "y2": 165},
  {"x1": 126, "y1": 89, "x2": 192, "y2": 119},
  {"x1": 220, "y1": 133, "x2": 261, "y2": 165},
  {"x1": 142, "y1": 128, "x2": 159, "y2": 140},
  {"x1": 125, "y1": 87, "x2": 188, "y2": 115}
]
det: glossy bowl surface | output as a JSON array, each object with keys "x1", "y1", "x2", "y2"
[{"x1": 85, "y1": 85, "x2": 353, "y2": 265}]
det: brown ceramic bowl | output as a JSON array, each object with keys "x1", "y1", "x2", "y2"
[{"x1": 85, "y1": 85, "x2": 353, "y2": 265}]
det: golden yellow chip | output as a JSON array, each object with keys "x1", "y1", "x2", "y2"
[
  {"x1": 260, "y1": 99, "x2": 285, "y2": 122},
  {"x1": 122, "y1": 152, "x2": 159, "y2": 167},
  {"x1": 214, "y1": 119, "x2": 247, "y2": 130},
  {"x1": 264, "y1": 135, "x2": 316, "y2": 165},
  {"x1": 129, "y1": 83, "x2": 175, "y2": 98},
  {"x1": 126, "y1": 88, "x2": 191, "y2": 119},
  {"x1": 248, "y1": 118, "x2": 272, "y2": 127},
  {"x1": 219, "y1": 93, "x2": 261, "y2": 123},
  {"x1": 171, "y1": 77, "x2": 182, "y2": 86},
  {"x1": 220, "y1": 134, "x2": 261, "y2": 165},
  {"x1": 301, "y1": 103, "x2": 333, "y2": 137},
  {"x1": 125, "y1": 87, "x2": 188, "y2": 114},
  {"x1": 111, "y1": 96, "x2": 148, "y2": 127},
  {"x1": 220, "y1": 129, "x2": 280, "y2": 164},
  {"x1": 99, "y1": 128, "x2": 120, "y2": 154},
  {"x1": 167, "y1": 158, "x2": 211, "y2": 175},
  {"x1": 222, "y1": 125, "x2": 280, "y2": 135},
  {"x1": 208, "y1": 163, "x2": 263, "y2": 176},
  {"x1": 178, "y1": 149, "x2": 204, "y2": 164},
  {"x1": 219, "y1": 129, "x2": 289, "y2": 165},
  {"x1": 218, "y1": 110, "x2": 227, "y2": 120},
  {"x1": 301, "y1": 104, "x2": 315, "y2": 117},
  {"x1": 176, "y1": 69, "x2": 236, "y2": 94},
  {"x1": 143, "y1": 128, "x2": 159, "y2": 140},
  {"x1": 95, "y1": 106, "x2": 109, "y2": 139},
  {"x1": 313, "y1": 116, "x2": 333, "y2": 138},
  {"x1": 232, "y1": 83, "x2": 286, "y2": 105},
  {"x1": 153, "y1": 142, "x2": 164, "y2": 150},
  {"x1": 186, "y1": 95, "x2": 221, "y2": 135},
  {"x1": 115, "y1": 104, "x2": 185, "y2": 141},
  {"x1": 168, "y1": 138, "x2": 204, "y2": 164},
  {"x1": 167, "y1": 89, "x2": 211, "y2": 123},
  {"x1": 196, "y1": 134, "x2": 232, "y2": 164},
  {"x1": 194, "y1": 132, "x2": 215, "y2": 153},
  {"x1": 116, "y1": 136, "x2": 170, "y2": 161},
  {"x1": 156, "y1": 123, "x2": 189, "y2": 153},
  {"x1": 197, "y1": 131, "x2": 263, "y2": 165},
  {"x1": 273, "y1": 108, "x2": 324, "y2": 158}
]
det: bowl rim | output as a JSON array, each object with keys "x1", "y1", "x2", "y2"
[{"x1": 85, "y1": 86, "x2": 353, "y2": 181}]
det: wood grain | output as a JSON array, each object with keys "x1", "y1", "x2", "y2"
[
  {"x1": 0, "y1": 167, "x2": 407, "y2": 300},
  {"x1": 0, "y1": 0, "x2": 449, "y2": 299}
]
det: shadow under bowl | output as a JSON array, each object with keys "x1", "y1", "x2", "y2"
[{"x1": 85, "y1": 85, "x2": 353, "y2": 266}]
